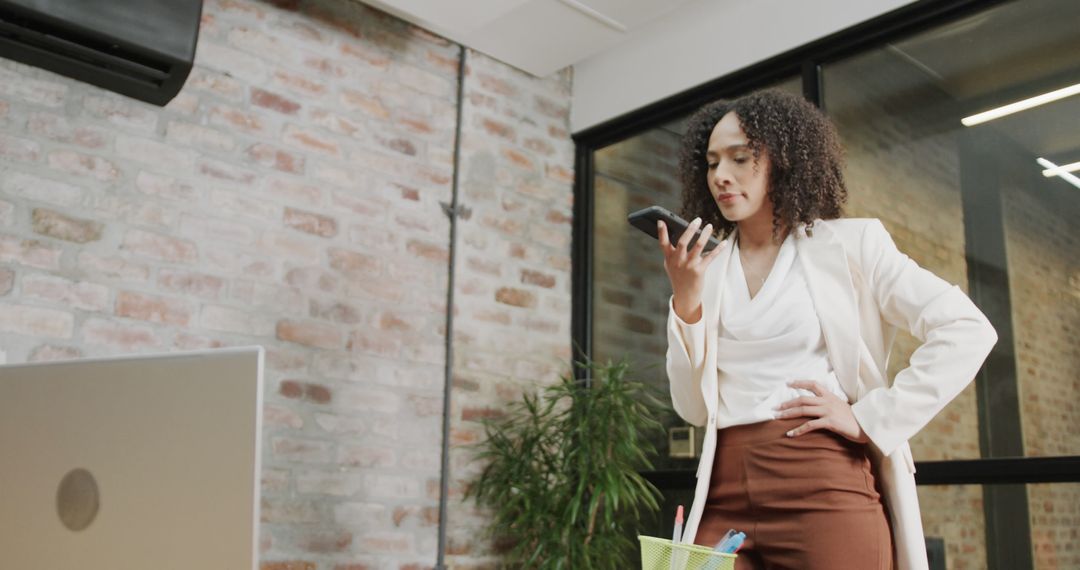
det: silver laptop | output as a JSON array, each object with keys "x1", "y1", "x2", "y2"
[{"x1": 0, "y1": 346, "x2": 264, "y2": 570}]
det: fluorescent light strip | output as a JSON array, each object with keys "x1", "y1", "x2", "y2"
[
  {"x1": 1037, "y1": 157, "x2": 1080, "y2": 190},
  {"x1": 961, "y1": 82, "x2": 1080, "y2": 127},
  {"x1": 1041, "y1": 159, "x2": 1080, "y2": 177}
]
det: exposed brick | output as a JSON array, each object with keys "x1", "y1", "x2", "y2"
[
  {"x1": 406, "y1": 240, "x2": 448, "y2": 263},
  {"x1": 21, "y1": 273, "x2": 109, "y2": 311},
  {"x1": 0, "y1": 234, "x2": 63, "y2": 269},
  {"x1": 198, "y1": 158, "x2": 258, "y2": 185},
  {"x1": 209, "y1": 105, "x2": 266, "y2": 134},
  {"x1": 502, "y1": 148, "x2": 534, "y2": 171},
  {"x1": 340, "y1": 41, "x2": 390, "y2": 69},
  {"x1": 165, "y1": 121, "x2": 236, "y2": 152},
  {"x1": 284, "y1": 207, "x2": 337, "y2": 237},
  {"x1": 32, "y1": 208, "x2": 103, "y2": 243},
  {"x1": 251, "y1": 87, "x2": 300, "y2": 115},
  {"x1": 379, "y1": 137, "x2": 416, "y2": 156},
  {"x1": 304, "y1": 56, "x2": 346, "y2": 78},
  {"x1": 247, "y1": 143, "x2": 304, "y2": 174},
  {"x1": 521, "y1": 269, "x2": 555, "y2": 289},
  {"x1": 27, "y1": 113, "x2": 107, "y2": 148},
  {"x1": 0, "y1": 267, "x2": 12, "y2": 295},
  {"x1": 82, "y1": 317, "x2": 159, "y2": 349},
  {"x1": 156, "y1": 268, "x2": 225, "y2": 299},
  {"x1": 200, "y1": 305, "x2": 275, "y2": 336},
  {"x1": 480, "y1": 117, "x2": 514, "y2": 140},
  {"x1": 115, "y1": 290, "x2": 191, "y2": 325},
  {"x1": 271, "y1": 437, "x2": 334, "y2": 463},
  {"x1": 77, "y1": 252, "x2": 150, "y2": 283},
  {"x1": 0, "y1": 133, "x2": 41, "y2": 162},
  {"x1": 534, "y1": 95, "x2": 569, "y2": 120},
  {"x1": 264, "y1": 404, "x2": 304, "y2": 429},
  {"x1": 309, "y1": 300, "x2": 363, "y2": 324},
  {"x1": 166, "y1": 93, "x2": 201, "y2": 114},
  {"x1": 121, "y1": 229, "x2": 198, "y2": 263},
  {"x1": 309, "y1": 108, "x2": 362, "y2": 138},
  {"x1": 0, "y1": 6, "x2": 578, "y2": 570},
  {"x1": 83, "y1": 95, "x2": 157, "y2": 132},
  {"x1": 187, "y1": 69, "x2": 244, "y2": 101},
  {"x1": 261, "y1": 497, "x2": 322, "y2": 524},
  {"x1": 135, "y1": 171, "x2": 199, "y2": 202},
  {"x1": 0, "y1": 303, "x2": 74, "y2": 338},
  {"x1": 341, "y1": 89, "x2": 390, "y2": 119},
  {"x1": 286, "y1": 267, "x2": 340, "y2": 294},
  {"x1": 1, "y1": 171, "x2": 84, "y2": 207},
  {"x1": 546, "y1": 164, "x2": 574, "y2": 184},
  {"x1": 47, "y1": 148, "x2": 119, "y2": 180},
  {"x1": 524, "y1": 137, "x2": 555, "y2": 156},
  {"x1": 261, "y1": 562, "x2": 315, "y2": 570},
  {"x1": 283, "y1": 125, "x2": 339, "y2": 156},
  {"x1": 28, "y1": 344, "x2": 83, "y2": 362},
  {"x1": 475, "y1": 72, "x2": 516, "y2": 97},
  {"x1": 494, "y1": 287, "x2": 536, "y2": 308},
  {"x1": 277, "y1": 319, "x2": 341, "y2": 349},
  {"x1": 378, "y1": 311, "x2": 412, "y2": 332},
  {"x1": 328, "y1": 248, "x2": 379, "y2": 277}
]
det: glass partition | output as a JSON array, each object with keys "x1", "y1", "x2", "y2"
[
  {"x1": 583, "y1": 0, "x2": 1079, "y2": 566},
  {"x1": 822, "y1": 0, "x2": 1079, "y2": 562}
]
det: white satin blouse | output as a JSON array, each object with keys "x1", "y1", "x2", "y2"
[{"x1": 673, "y1": 232, "x2": 849, "y2": 428}]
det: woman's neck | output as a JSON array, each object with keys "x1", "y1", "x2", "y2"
[{"x1": 736, "y1": 218, "x2": 787, "y2": 251}]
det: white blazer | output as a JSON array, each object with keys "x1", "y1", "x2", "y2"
[{"x1": 666, "y1": 217, "x2": 998, "y2": 570}]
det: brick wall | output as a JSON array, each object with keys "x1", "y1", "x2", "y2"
[
  {"x1": 0, "y1": 0, "x2": 573, "y2": 568},
  {"x1": 1001, "y1": 177, "x2": 1080, "y2": 570},
  {"x1": 444, "y1": 38, "x2": 575, "y2": 569}
]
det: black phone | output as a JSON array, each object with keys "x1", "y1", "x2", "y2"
[{"x1": 627, "y1": 205, "x2": 723, "y2": 252}]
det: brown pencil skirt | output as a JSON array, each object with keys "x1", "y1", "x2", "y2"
[{"x1": 694, "y1": 418, "x2": 894, "y2": 570}]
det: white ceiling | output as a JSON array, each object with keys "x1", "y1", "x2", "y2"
[{"x1": 358, "y1": 0, "x2": 696, "y2": 77}]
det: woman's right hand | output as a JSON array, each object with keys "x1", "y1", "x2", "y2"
[{"x1": 658, "y1": 217, "x2": 727, "y2": 324}]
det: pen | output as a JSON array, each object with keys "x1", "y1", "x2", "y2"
[
  {"x1": 668, "y1": 505, "x2": 684, "y2": 570},
  {"x1": 703, "y1": 530, "x2": 745, "y2": 570}
]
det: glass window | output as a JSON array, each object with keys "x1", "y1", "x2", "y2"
[{"x1": 822, "y1": 0, "x2": 1080, "y2": 564}]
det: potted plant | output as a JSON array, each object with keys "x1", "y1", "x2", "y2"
[{"x1": 467, "y1": 358, "x2": 667, "y2": 569}]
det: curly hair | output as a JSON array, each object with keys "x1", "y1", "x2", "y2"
[{"x1": 678, "y1": 88, "x2": 847, "y2": 241}]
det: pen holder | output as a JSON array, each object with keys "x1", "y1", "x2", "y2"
[{"x1": 638, "y1": 536, "x2": 737, "y2": 570}]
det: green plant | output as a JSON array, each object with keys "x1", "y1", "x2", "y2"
[{"x1": 467, "y1": 358, "x2": 667, "y2": 569}]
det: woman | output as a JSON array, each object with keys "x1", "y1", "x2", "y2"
[{"x1": 657, "y1": 89, "x2": 997, "y2": 570}]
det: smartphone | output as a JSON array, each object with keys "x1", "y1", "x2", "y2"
[{"x1": 627, "y1": 205, "x2": 723, "y2": 252}]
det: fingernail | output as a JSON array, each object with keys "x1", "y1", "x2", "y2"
[
  {"x1": 786, "y1": 430, "x2": 794, "y2": 437},
  {"x1": 692, "y1": 217, "x2": 701, "y2": 225}
]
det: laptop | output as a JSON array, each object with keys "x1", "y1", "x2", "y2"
[{"x1": 0, "y1": 346, "x2": 264, "y2": 570}]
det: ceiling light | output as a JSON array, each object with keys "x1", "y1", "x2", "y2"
[
  {"x1": 1040, "y1": 159, "x2": 1080, "y2": 177},
  {"x1": 961, "y1": 82, "x2": 1080, "y2": 126},
  {"x1": 1037, "y1": 157, "x2": 1080, "y2": 190}
]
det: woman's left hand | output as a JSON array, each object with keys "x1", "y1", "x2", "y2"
[{"x1": 775, "y1": 380, "x2": 869, "y2": 443}]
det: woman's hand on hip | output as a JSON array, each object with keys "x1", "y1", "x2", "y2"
[
  {"x1": 658, "y1": 217, "x2": 727, "y2": 323},
  {"x1": 774, "y1": 380, "x2": 869, "y2": 443}
]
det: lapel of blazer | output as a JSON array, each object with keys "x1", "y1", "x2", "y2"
[{"x1": 793, "y1": 220, "x2": 861, "y2": 401}]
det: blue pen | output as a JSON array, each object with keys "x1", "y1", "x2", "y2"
[
  {"x1": 703, "y1": 531, "x2": 745, "y2": 570},
  {"x1": 722, "y1": 532, "x2": 745, "y2": 553}
]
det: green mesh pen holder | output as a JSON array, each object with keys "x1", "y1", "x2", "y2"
[{"x1": 639, "y1": 536, "x2": 737, "y2": 570}]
